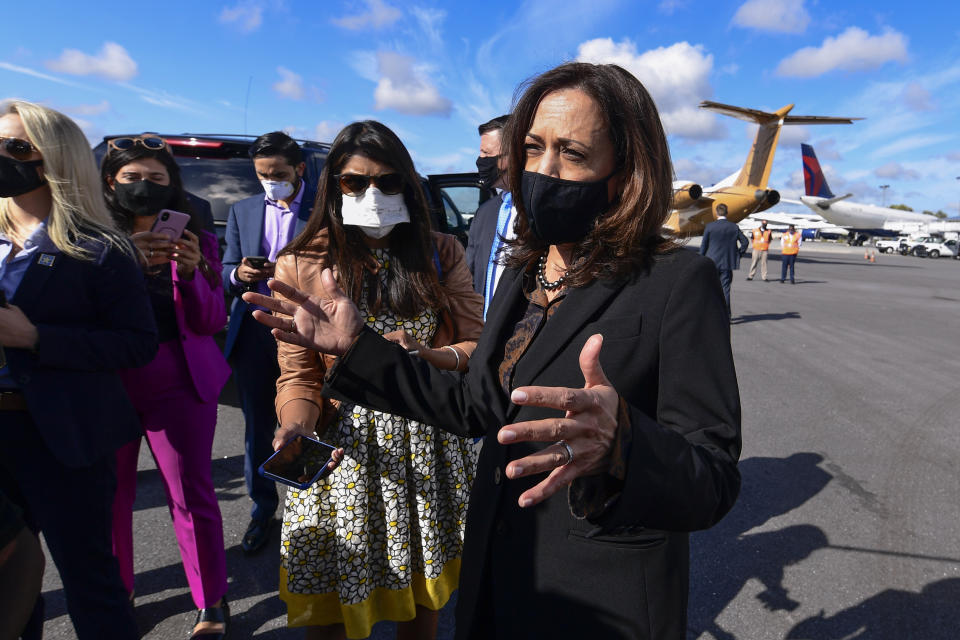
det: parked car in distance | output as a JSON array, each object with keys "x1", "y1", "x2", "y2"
[
  {"x1": 92, "y1": 134, "x2": 489, "y2": 246},
  {"x1": 875, "y1": 237, "x2": 909, "y2": 254},
  {"x1": 903, "y1": 236, "x2": 958, "y2": 258}
]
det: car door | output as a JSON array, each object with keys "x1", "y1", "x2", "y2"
[{"x1": 425, "y1": 173, "x2": 493, "y2": 245}]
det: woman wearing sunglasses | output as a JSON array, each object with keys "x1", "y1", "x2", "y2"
[
  {"x1": 100, "y1": 136, "x2": 231, "y2": 639},
  {"x1": 268, "y1": 120, "x2": 482, "y2": 640},
  {"x1": 0, "y1": 102, "x2": 156, "y2": 639}
]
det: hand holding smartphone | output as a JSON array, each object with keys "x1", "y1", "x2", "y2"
[
  {"x1": 258, "y1": 435, "x2": 338, "y2": 489},
  {"x1": 150, "y1": 209, "x2": 191, "y2": 241}
]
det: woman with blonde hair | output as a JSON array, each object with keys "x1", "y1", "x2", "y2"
[{"x1": 0, "y1": 100, "x2": 157, "y2": 639}]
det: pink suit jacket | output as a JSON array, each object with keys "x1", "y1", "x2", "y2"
[{"x1": 169, "y1": 230, "x2": 231, "y2": 403}]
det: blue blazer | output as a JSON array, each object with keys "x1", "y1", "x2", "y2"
[
  {"x1": 222, "y1": 185, "x2": 314, "y2": 358},
  {"x1": 699, "y1": 218, "x2": 749, "y2": 271},
  {"x1": 6, "y1": 233, "x2": 158, "y2": 468}
]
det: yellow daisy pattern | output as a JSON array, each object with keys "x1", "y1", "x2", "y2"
[{"x1": 279, "y1": 248, "x2": 476, "y2": 633}]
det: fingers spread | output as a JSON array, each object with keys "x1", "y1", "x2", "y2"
[
  {"x1": 268, "y1": 278, "x2": 310, "y2": 304},
  {"x1": 510, "y1": 385, "x2": 597, "y2": 413},
  {"x1": 505, "y1": 442, "x2": 573, "y2": 479},
  {"x1": 518, "y1": 464, "x2": 578, "y2": 508},
  {"x1": 497, "y1": 418, "x2": 582, "y2": 444},
  {"x1": 242, "y1": 292, "x2": 287, "y2": 314}
]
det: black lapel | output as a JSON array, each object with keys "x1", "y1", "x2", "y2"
[
  {"x1": 508, "y1": 276, "x2": 627, "y2": 392},
  {"x1": 11, "y1": 236, "x2": 64, "y2": 315}
]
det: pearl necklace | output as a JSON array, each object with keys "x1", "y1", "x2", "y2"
[{"x1": 537, "y1": 254, "x2": 567, "y2": 290}]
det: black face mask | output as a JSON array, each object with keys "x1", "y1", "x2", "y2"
[
  {"x1": 476, "y1": 155, "x2": 500, "y2": 188},
  {"x1": 0, "y1": 156, "x2": 46, "y2": 197},
  {"x1": 114, "y1": 180, "x2": 174, "y2": 217},
  {"x1": 520, "y1": 170, "x2": 612, "y2": 245}
]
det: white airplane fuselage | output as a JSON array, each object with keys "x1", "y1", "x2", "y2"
[{"x1": 798, "y1": 196, "x2": 933, "y2": 230}]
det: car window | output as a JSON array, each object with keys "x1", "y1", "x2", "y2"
[
  {"x1": 176, "y1": 156, "x2": 262, "y2": 224},
  {"x1": 435, "y1": 185, "x2": 484, "y2": 227}
]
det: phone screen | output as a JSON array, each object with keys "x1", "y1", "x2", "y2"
[
  {"x1": 246, "y1": 256, "x2": 268, "y2": 268},
  {"x1": 260, "y1": 436, "x2": 336, "y2": 489}
]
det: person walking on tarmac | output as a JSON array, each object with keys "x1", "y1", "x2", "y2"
[
  {"x1": 780, "y1": 224, "x2": 802, "y2": 284},
  {"x1": 700, "y1": 203, "x2": 749, "y2": 318},
  {"x1": 746, "y1": 219, "x2": 772, "y2": 281}
]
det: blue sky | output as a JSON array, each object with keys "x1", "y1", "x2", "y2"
[{"x1": 3, "y1": 0, "x2": 959, "y2": 214}]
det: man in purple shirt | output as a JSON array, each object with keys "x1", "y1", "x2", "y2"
[{"x1": 221, "y1": 132, "x2": 315, "y2": 553}]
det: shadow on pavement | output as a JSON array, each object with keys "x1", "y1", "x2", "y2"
[
  {"x1": 131, "y1": 454, "x2": 247, "y2": 513},
  {"x1": 731, "y1": 311, "x2": 802, "y2": 324},
  {"x1": 688, "y1": 453, "x2": 833, "y2": 640},
  {"x1": 786, "y1": 578, "x2": 960, "y2": 640}
]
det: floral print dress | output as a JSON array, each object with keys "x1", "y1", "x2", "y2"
[{"x1": 279, "y1": 249, "x2": 476, "y2": 638}]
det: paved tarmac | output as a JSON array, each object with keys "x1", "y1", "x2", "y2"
[{"x1": 36, "y1": 242, "x2": 960, "y2": 639}]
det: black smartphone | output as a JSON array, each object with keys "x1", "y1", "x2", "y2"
[
  {"x1": 258, "y1": 435, "x2": 337, "y2": 490},
  {"x1": 246, "y1": 256, "x2": 269, "y2": 269}
]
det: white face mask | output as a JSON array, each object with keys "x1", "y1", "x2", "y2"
[
  {"x1": 261, "y1": 179, "x2": 295, "y2": 201},
  {"x1": 340, "y1": 187, "x2": 409, "y2": 237}
]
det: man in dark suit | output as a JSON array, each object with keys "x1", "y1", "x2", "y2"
[
  {"x1": 699, "y1": 203, "x2": 749, "y2": 317},
  {"x1": 464, "y1": 115, "x2": 511, "y2": 317},
  {"x1": 222, "y1": 132, "x2": 314, "y2": 553}
]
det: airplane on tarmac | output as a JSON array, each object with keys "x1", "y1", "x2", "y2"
[
  {"x1": 739, "y1": 211, "x2": 849, "y2": 238},
  {"x1": 794, "y1": 144, "x2": 933, "y2": 244},
  {"x1": 666, "y1": 102, "x2": 860, "y2": 236}
]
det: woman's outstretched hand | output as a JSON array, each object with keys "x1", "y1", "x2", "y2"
[
  {"x1": 497, "y1": 334, "x2": 621, "y2": 508},
  {"x1": 241, "y1": 268, "x2": 364, "y2": 356}
]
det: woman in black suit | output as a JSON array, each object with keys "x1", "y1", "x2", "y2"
[
  {"x1": 0, "y1": 101, "x2": 156, "y2": 639},
  {"x1": 244, "y1": 62, "x2": 742, "y2": 639}
]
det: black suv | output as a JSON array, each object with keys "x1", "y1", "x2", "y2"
[{"x1": 92, "y1": 133, "x2": 489, "y2": 245}]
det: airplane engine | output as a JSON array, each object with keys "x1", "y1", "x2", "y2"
[
  {"x1": 754, "y1": 189, "x2": 780, "y2": 206},
  {"x1": 671, "y1": 182, "x2": 703, "y2": 209}
]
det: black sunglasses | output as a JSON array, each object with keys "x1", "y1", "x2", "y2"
[
  {"x1": 0, "y1": 136, "x2": 40, "y2": 161},
  {"x1": 334, "y1": 173, "x2": 405, "y2": 196},
  {"x1": 107, "y1": 136, "x2": 168, "y2": 153}
]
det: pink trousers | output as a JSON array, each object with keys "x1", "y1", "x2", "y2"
[{"x1": 112, "y1": 340, "x2": 228, "y2": 609}]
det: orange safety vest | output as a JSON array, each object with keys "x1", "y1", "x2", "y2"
[
  {"x1": 782, "y1": 232, "x2": 801, "y2": 255},
  {"x1": 752, "y1": 228, "x2": 771, "y2": 251}
]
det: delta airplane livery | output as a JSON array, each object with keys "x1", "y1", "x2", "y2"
[{"x1": 797, "y1": 144, "x2": 933, "y2": 242}]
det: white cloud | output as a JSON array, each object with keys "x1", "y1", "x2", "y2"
[
  {"x1": 874, "y1": 162, "x2": 920, "y2": 180},
  {"x1": 658, "y1": 0, "x2": 688, "y2": 14},
  {"x1": 0, "y1": 61, "x2": 89, "y2": 89},
  {"x1": 672, "y1": 156, "x2": 735, "y2": 187},
  {"x1": 46, "y1": 42, "x2": 137, "y2": 82},
  {"x1": 373, "y1": 51, "x2": 452, "y2": 116},
  {"x1": 576, "y1": 38, "x2": 724, "y2": 140},
  {"x1": 873, "y1": 133, "x2": 955, "y2": 159},
  {"x1": 809, "y1": 138, "x2": 842, "y2": 161},
  {"x1": 64, "y1": 100, "x2": 111, "y2": 116},
  {"x1": 776, "y1": 27, "x2": 908, "y2": 77},
  {"x1": 315, "y1": 121, "x2": 344, "y2": 142},
  {"x1": 901, "y1": 82, "x2": 932, "y2": 111},
  {"x1": 120, "y1": 83, "x2": 206, "y2": 115},
  {"x1": 333, "y1": 0, "x2": 402, "y2": 31},
  {"x1": 411, "y1": 7, "x2": 445, "y2": 50},
  {"x1": 219, "y1": 2, "x2": 263, "y2": 33},
  {"x1": 273, "y1": 67, "x2": 305, "y2": 100},
  {"x1": 947, "y1": 151, "x2": 960, "y2": 163},
  {"x1": 732, "y1": 0, "x2": 810, "y2": 34}
]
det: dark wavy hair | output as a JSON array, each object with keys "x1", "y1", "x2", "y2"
[
  {"x1": 100, "y1": 141, "x2": 199, "y2": 235},
  {"x1": 282, "y1": 120, "x2": 444, "y2": 318},
  {"x1": 502, "y1": 62, "x2": 676, "y2": 284}
]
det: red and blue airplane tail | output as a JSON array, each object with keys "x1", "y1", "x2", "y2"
[{"x1": 801, "y1": 143, "x2": 835, "y2": 198}]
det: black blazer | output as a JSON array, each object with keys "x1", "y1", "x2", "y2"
[
  {"x1": 5, "y1": 234, "x2": 158, "y2": 468},
  {"x1": 325, "y1": 248, "x2": 742, "y2": 639},
  {"x1": 699, "y1": 218, "x2": 749, "y2": 271},
  {"x1": 464, "y1": 192, "x2": 503, "y2": 295}
]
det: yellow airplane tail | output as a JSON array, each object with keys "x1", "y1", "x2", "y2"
[{"x1": 699, "y1": 101, "x2": 860, "y2": 189}]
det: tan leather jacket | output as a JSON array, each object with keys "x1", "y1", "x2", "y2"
[{"x1": 273, "y1": 229, "x2": 483, "y2": 432}]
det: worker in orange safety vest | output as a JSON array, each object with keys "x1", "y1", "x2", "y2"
[
  {"x1": 746, "y1": 220, "x2": 772, "y2": 281},
  {"x1": 780, "y1": 224, "x2": 802, "y2": 284}
]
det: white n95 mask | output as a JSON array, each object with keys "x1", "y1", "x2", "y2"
[
  {"x1": 261, "y1": 180, "x2": 295, "y2": 201},
  {"x1": 340, "y1": 187, "x2": 410, "y2": 238}
]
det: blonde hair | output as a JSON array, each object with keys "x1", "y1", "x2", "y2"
[{"x1": 0, "y1": 101, "x2": 131, "y2": 260}]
